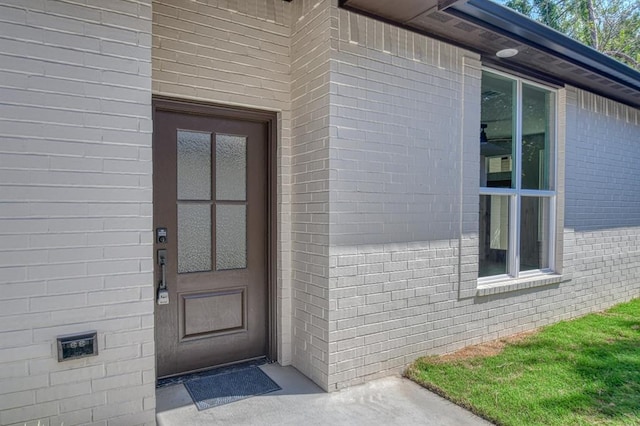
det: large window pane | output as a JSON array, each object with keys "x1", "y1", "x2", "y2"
[
  {"x1": 479, "y1": 71, "x2": 556, "y2": 280},
  {"x1": 520, "y1": 197, "x2": 551, "y2": 272},
  {"x1": 479, "y1": 195, "x2": 511, "y2": 277},
  {"x1": 522, "y1": 85, "x2": 555, "y2": 190},
  {"x1": 480, "y1": 71, "x2": 516, "y2": 189}
]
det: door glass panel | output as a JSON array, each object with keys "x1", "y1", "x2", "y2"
[
  {"x1": 216, "y1": 205, "x2": 246, "y2": 270},
  {"x1": 522, "y1": 84, "x2": 555, "y2": 190},
  {"x1": 479, "y1": 194, "x2": 510, "y2": 277},
  {"x1": 178, "y1": 130, "x2": 211, "y2": 201},
  {"x1": 480, "y1": 72, "x2": 516, "y2": 189},
  {"x1": 520, "y1": 196, "x2": 551, "y2": 271},
  {"x1": 216, "y1": 134, "x2": 247, "y2": 201},
  {"x1": 178, "y1": 204, "x2": 212, "y2": 273}
]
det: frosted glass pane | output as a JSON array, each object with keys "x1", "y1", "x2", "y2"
[
  {"x1": 216, "y1": 205, "x2": 246, "y2": 270},
  {"x1": 178, "y1": 204, "x2": 211, "y2": 273},
  {"x1": 178, "y1": 131, "x2": 211, "y2": 200},
  {"x1": 216, "y1": 134, "x2": 246, "y2": 201}
]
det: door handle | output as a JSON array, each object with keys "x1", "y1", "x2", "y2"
[{"x1": 157, "y1": 249, "x2": 169, "y2": 305}]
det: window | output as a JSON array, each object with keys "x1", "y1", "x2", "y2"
[{"x1": 479, "y1": 70, "x2": 556, "y2": 280}]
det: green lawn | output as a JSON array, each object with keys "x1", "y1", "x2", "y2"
[{"x1": 405, "y1": 299, "x2": 640, "y2": 426}]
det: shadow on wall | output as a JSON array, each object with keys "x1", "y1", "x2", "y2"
[{"x1": 564, "y1": 110, "x2": 640, "y2": 232}]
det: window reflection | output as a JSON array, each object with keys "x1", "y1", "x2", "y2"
[
  {"x1": 479, "y1": 70, "x2": 556, "y2": 280},
  {"x1": 520, "y1": 197, "x2": 550, "y2": 272},
  {"x1": 479, "y1": 195, "x2": 510, "y2": 277},
  {"x1": 480, "y1": 72, "x2": 515, "y2": 189},
  {"x1": 521, "y1": 85, "x2": 555, "y2": 190}
]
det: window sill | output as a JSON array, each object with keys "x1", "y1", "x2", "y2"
[{"x1": 476, "y1": 273, "x2": 569, "y2": 297}]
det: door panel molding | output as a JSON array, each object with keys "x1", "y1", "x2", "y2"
[{"x1": 180, "y1": 287, "x2": 247, "y2": 339}]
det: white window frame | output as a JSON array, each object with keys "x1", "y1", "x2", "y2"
[{"x1": 479, "y1": 68, "x2": 558, "y2": 284}]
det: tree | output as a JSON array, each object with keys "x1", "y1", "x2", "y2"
[{"x1": 498, "y1": 0, "x2": 640, "y2": 69}]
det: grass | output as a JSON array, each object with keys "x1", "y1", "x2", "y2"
[{"x1": 405, "y1": 299, "x2": 640, "y2": 426}]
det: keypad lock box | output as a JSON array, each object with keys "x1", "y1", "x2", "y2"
[{"x1": 156, "y1": 227, "x2": 168, "y2": 244}]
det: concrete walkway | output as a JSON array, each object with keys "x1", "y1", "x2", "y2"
[{"x1": 156, "y1": 363, "x2": 492, "y2": 426}]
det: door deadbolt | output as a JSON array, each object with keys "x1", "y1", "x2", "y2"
[{"x1": 156, "y1": 227, "x2": 168, "y2": 244}]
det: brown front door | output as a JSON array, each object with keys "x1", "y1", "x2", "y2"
[{"x1": 153, "y1": 100, "x2": 270, "y2": 378}]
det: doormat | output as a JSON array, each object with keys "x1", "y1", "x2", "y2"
[
  {"x1": 184, "y1": 366, "x2": 281, "y2": 410},
  {"x1": 156, "y1": 358, "x2": 269, "y2": 388}
]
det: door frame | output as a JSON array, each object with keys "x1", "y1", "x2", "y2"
[{"x1": 152, "y1": 96, "x2": 278, "y2": 366}]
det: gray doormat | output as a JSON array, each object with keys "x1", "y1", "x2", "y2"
[
  {"x1": 156, "y1": 358, "x2": 268, "y2": 389},
  {"x1": 184, "y1": 366, "x2": 281, "y2": 410}
]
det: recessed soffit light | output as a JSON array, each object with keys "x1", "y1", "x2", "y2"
[{"x1": 496, "y1": 48, "x2": 519, "y2": 58}]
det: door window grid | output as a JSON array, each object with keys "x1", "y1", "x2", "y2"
[
  {"x1": 215, "y1": 134, "x2": 248, "y2": 271},
  {"x1": 177, "y1": 130, "x2": 213, "y2": 274},
  {"x1": 176, "y1": 130, "x2": 249, "y2": 274}
]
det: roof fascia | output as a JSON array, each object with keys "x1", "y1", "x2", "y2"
[{"x1": 448, "y1": 0, "x2": 640, "y2": 92}]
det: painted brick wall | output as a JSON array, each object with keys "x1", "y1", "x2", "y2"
[
  {"x1": 328, "y1": 4, "x2": 482, "y2": 389},
  {"x1": 325, "y1": 3, "x2": 640, "y2": 390},
  {"x1": 289, "y1": 0, "x2": 333, "y2": 390},
  {"x1": 151, "y1": 0, "x2": 295, "y2": 365},
  {"x1": 2, "y1": 0, "x2": 638, "y2": 407},
  {"x1": 0, "y1": 1, "x2": 155, "y2": 425},
  {"x1": 565, "y1": 88, "x2": 640, "y2": 230},
  {"x1": 563, "y1": 87, "x2": 640, "y2": 313},
  {"x1": 152, "y1": 0, "x2": 290, "y2": 109},
  {"x1": 330, "y1": 11, "x2": 472, "y2": 246}
]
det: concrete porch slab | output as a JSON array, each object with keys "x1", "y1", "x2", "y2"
[{"x1": 156, "y1": 363, "x2": 492, "y2": 425}]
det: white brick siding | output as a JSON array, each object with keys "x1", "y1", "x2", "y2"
[
  {"x1": 563, "y1": 87, "x2": 640, "y2": 312},
  {"x1": 290, "y1": 0, "x2": 333, "y2": 390},
  {"x1": 0, "y1": 0, "x2": 154, "y2": 425},
  {"x1": 565, "y1": 89, "x2": 640, "y2": 229},
  {"x1": 327, "y1": 3, "x2": 483, "y2": 389}
]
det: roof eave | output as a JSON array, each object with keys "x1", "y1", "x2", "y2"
[{"x1": 448, "y1": 0, "x2": 640, "y2": 92}]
